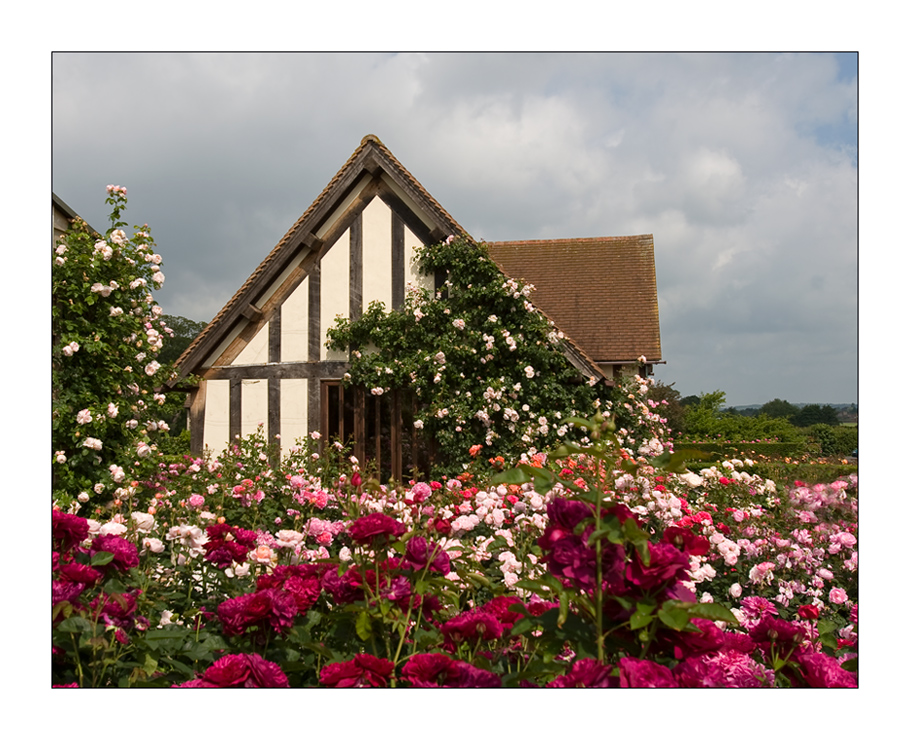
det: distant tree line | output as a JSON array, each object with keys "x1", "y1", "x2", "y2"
[{"x1": 644, "y1": 382, "x2": 857, "y2": 456}]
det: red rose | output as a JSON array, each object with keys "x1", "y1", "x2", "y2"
[
  {"x1": 348, "y1": 512, "x2": 406, "y2": 545},
  {"x1": 797, "y1": 604, "x2": 820, "y2": 620}
]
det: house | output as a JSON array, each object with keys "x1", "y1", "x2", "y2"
[{"x1": 173, "y1": 135, "x2": 662, "y2": 476}]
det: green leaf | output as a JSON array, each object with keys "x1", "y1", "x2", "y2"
[
  {"x1": 688, "y1": 602, "x2": 739, "y2": 623},
  {"x1": 840, "y1": 657, "x2": 857, "y2": 672},
  {"x1": 562, "y1": 417, "x2": 596, "y2": 431},
  {"x1": 649, "y1": 448, "x2": 712, "y2": 473},
  {"x1": 56, "y1": 616, "x2": 91, "y2": 633},
  {"x1": 557, "y1": 592, "x2": 570, "y2": 628},
  {"x1": 552, "y1": 442, "x2": 588, "y2": 459},
  {"x1": 657, "y1": 603, "x2": 690, "y2": 631},
  {"x1": 355, "y1": 610, "x2": 372, "y2": 642},
  {"x1": 90, "y1": 551, "x2": 115, "y2": 566},
  {"x1": 629, "y1": 610, "x2": 654, "y2": 630}
]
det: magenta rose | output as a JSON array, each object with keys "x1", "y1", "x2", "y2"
[
  {"x1": 320, "y1": 654, "x2": 395, "y2": 687},
  {"x1": 58, "y1": 563, "x2": 103, "y2": 586},
  {"x1": 402, "y1": 536, "x2": 451, "y2": 575},
  {"x1": 91, "y1": 534, "x2": 139, "y2": 571},
  {"x1": 624, "y1": 542, "x2": 689, "y2": 591},
  {"x1": 792, "y1": 648, "x2": 858, "y2": 688},
  {"x1": 217, "y1": 588, "x2": 298, "y2": 636},
  {"x1": 402, "y1": 653, "x2": 501, "y2": 688},
  {"x1": 441, "y1": 610, "x2": 504, "y2": 645},
  {"x1": 548, "y1": 658, "x2": 618, "y2": 688},
  {"x1": 348, "y1": 512, "x2": 407, "y2": 545},
  {"x1": 618, "y1": 657, "x2": 679, "y2": 687},
  {"x1": 672, "y1": 655, "x2": 729, "y2": 687},
  {"x1": 53, "y1": 510, "x2": 90, "y2": 552},
  {"x1": 175, "y1": 653, "x2": 290, "y2": 687}
]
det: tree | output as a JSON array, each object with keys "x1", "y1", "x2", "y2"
[
  {"x1": 646, "y1": 380, "x2": 687, "y2": 436},
  {"x1": 52, "y1": 186, "x2": 176, "y2": 509},
  {"x1": 793, "y1": 404, "x2": 840, "y2": 428},
  {"x1": 157, "y1": 314, "x2": 207, "y2": 365},
  {"x1": 759, "y1": 398, "x2": 799, "y2": 420}
]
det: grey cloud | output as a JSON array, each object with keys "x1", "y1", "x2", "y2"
[{"x1": 52, "y1": 52, "x2": 856, "y2": 405}]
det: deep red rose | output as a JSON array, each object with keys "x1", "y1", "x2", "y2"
[
  {"x1": 618, "y1": 657, "x2": 679, "y2": 687},
  {"x1": 672, "y1": 618, "x2": 727, "y2": 659},
  {"x1": 482, "y1": 596, "x2": 525, "y2": 627},
  {"x1": 548, "y1": 659, "x2": 618, "y2": 688},
  {"x1": 538, "y1": 499, "x2": 594, "y2": 550},
  {"x1": 748, "y1": 616, "x2": 806, "y2": 653},
  {"x1": 322, "y1": 567, "x2": 362, "y2": 604},
  {"x1": 52, "y1": 580, "x2": 86, "y2": 609},
  {"x1": 662, "y1": 526, "x2": 710, "y2": 556},
  {"x1": 402, "y1": 653, "x2": 501, "y2": 687},
  {"x1": 797, "y1": 604, "x2": 820, "y2": 620},
  {"x1": 320, "y1": 654, "x2": 395, "y2": 687},
  {"x1": 402, "y1": 536, "x2": 451, "y2": 575},
  {"x1": 53, "y1": 511, "x2": 90, "y2": 552},
  {"x1": 59, "y1": 563, "x2": 103, "y2": 586},
  {"x1": 217, "y1": 588, "x2": 298, "y2": 636},
  {"x1": 441, "y1": 610, "x2": 504, "y2": 644},
  {"x1": 348, "y1": 512, "x2": 406, "y2": 545},
  {"x1": 91, "y1": 535, "x2": 139, "y2": 571},
  {"x1": 625, "y1": 542, "x2": 689, "y2": 591},
  {"x1": 175, "y1": 653, "x2": 290, "y2": 687}
]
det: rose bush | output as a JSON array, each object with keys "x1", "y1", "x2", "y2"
[{"x1": 52, "y1": 379, "x2": 857, "y2": 687}]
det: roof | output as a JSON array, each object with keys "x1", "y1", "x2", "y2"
[
  {"x1": 175, "y1": 136, "x2": 660, "y2": 383},
  {"x1": 175, "y1": 135, "x2": 468, "y2": 375},
  {"x1": 485, "y1": 236, "x2": 662, "y2": 364}
]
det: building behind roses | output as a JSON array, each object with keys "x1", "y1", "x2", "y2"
[{"x1": 169, "y1": 135, "x2": 663, "y2": 476}]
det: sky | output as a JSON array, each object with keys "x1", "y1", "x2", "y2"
[{"x1": 51, "y1": 51, "x2": 858, "y2": 407}]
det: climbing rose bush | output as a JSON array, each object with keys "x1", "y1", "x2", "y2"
[{"x1": 53, "y1": 187, "x2": 177, "y2": 510}]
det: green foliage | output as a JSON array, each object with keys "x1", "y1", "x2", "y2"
[
  {"x1": 759, "y1": 398, "x2": 800, "y2": 420},
  {"x1": 646, "y1": 380, "x2": 687, "y2": 435},
  {"x1": 156, "y1": 314, "x2": 207, "y2": 366},
  {"x1": 52, "y1": 187, "x2": 177, "y2": 509},
  {"x1": 680, "y1": 391, "x2": 802, "y2": 444},
  {"x1": 326, "y1": 236, "x2": 600, "y2": 477},
  {"x1": 792, "y1": 404, "x2": 841, "y2": 427}
]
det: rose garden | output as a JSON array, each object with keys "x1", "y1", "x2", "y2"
[{"x1": 51, "y1": 189, "x2": 858, "y2": 688}]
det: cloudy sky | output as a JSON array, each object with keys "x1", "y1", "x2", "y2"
[{"x1": 52, "y1": 52, "x2": 857, "y2": 407}]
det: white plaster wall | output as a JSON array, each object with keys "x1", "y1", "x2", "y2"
[
  {"x1": 321, "y1": 229, "x2": 349, "y2": 361},
  {"x1": 241, "y1": 378, "x2": 269, "y2": 438},
  {"x1": 234, "y1": 321, "x2": 270, "y2": 365},
  {"x1": 203, "y1": 379, "x2": 230, "y2": 460},
  {"x1": 280, "y1": 378, "x2": 309, "y2": 453},
  {"x1": 405, "y1": 224, "x2": 433, "y2": 293},
  {"x1": 281, "y1": 276, "x2": 309, "y2": 361},
  {"x1": 362, "y1": 197, "x2": 392, "y2": 309}
]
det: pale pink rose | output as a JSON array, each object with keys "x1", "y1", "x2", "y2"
[
  {"x1": 142, "y1": 537, "x2": 165, "y2": 554},
  {"x1": 132, "y1": 512, "x2": 156, "y2": 532},
  {"x1": 82, "y1": 437, "x2": 103, "y2": 451},
  {"x1": 136, "y1": 442, "x2": 151, "y2": 458},
  {"x1": 76, "y1": 409, "x2": 93, "y2": 425},
  {"x1": 100, "y1": 521, "x2": 128, "y2": 537},
  {"x1": 187, "y1": 494, "x2": 205, "y2": 508},
  {"x1": 829, "y1": 588, "x2": 849, "y2": 605},
  {"x1": 250, "y1": 545, "x2": 274, "y2": 564}
]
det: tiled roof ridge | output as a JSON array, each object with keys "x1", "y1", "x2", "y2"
[{"x1": 486, "y1": 234, "x2": 653, "y2": 246}]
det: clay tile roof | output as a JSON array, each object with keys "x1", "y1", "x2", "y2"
[{"x1": 485, "y1": 236, "x2": 661, "y2": 363}]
